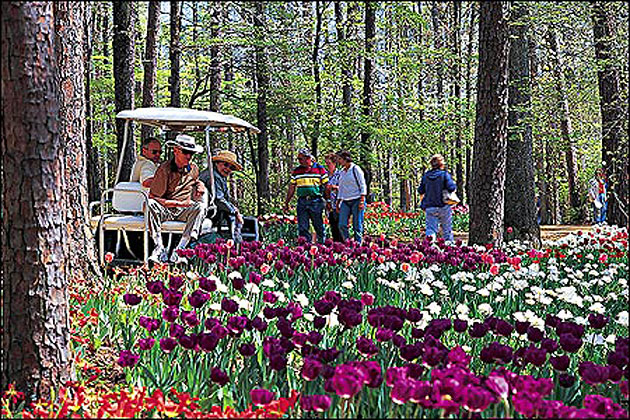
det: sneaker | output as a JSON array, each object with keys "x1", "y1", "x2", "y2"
[
  {"x1": 148, "y1": 247, "x2": 167, "y2": 264},
  {"x1": 169, "y1": 249, "x2": 188, "y2": 264}
]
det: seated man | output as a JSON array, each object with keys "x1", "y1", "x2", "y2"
[
  {"x1": 130, "y1": 136, "x2": 162, "y2": 189},
  {"x1": 200, "y1": 150, "x2": 244, "y2": 242},
  {"x1": 148, "y1": 134, "x2": 207, "y2": 264}
]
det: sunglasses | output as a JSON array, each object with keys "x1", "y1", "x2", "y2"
[
  {"x1": 181, "y1": 150, "x2": 194, "y2": 156},
  {"x1": 220, "y1": 162, "x2": 237, "y2": 171},
  {"x1": 147, "y1": 148, "x2": 161, "y2": 154}
]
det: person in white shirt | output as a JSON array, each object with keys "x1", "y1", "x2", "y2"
[
  {"x1": 335, "y1": 150, "x2": 367, "y2": 244},
  {"x1": 130, "y1": 137, "x2": 162, "y2": 189}
]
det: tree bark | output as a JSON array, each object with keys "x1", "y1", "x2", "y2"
[
  {"x1": 141, "y1": 0, "x2": 160, "y2": 141},
  {"x1": 169, "y1": 0, "x2": 181, "y2": 108},
  {"x1": 85, "y1": 4, "x2": 101, "y2": 204},
  {"x1": 112, "y1": 1, "x2": 136, "y2": 182},
  {"x1": 416, "y1": 1, "x2": 425, "y2": 121},
  {"x1": 469, "y1": 2, "x2": 511, "y2": 247},
  {"x1": 546, "y1": 28, "x2": 580, "y2": 211},
  {"x1": 504, "y1": 3, "x2": 541, "y2": 246},
  {"x1": 464, "y1": 2, "x2": 476, "y2": 205},
  {"x1": 2, "y1": 1, "x2": 72, "y2": 399},
  {"x1": 335, "y1": 1, "x2": 354, "y2": 148},
  {"x1": 452, "y1": 1, "x2": 464, "y2": 197},
  {"x1": 54, "y1": 1, "x2": 100, "y2": 283},
  {"x1": 592, "y1": 2, "x2": 628, "y2": 228},
  {"x1": 254, "y1": 1, "x2": 270, "y2": 215},
  {"x1": 361, "y1": 0, "x2": 376, "y2": 198}
]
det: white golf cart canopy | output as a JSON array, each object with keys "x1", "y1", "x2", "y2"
[{"x1": 116, "y1": 107, "x2": 260, "y2": 134}]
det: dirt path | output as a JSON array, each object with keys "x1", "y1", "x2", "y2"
[{"x1": 453, "y1": 225, "x2": 593, "y2": 243}]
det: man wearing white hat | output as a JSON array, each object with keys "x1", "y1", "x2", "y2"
[
  {"x1": 200, "y1": 150, "x2": 244, "y2": 242},
  {"x1": 147, "y1": 134, "x2": 207, "y2": 263}
]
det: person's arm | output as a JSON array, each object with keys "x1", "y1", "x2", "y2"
[
  {"x1": 445, "y1": 172, "x2": 457, "y2": 192},
  {"x1": 418, "y1": 175, "x2": 426, "y2": 195},
  {"x1": 149, "y1": 166, "x2": 188, "y2": 208},
  {"x1": 355, "y1": 166, "x2": 367, "y2": 210},
  {"x1": 283, "y1": 183, "x2": 296, "y2": 213}
]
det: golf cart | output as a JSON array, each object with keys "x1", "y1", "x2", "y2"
[{"x1": 89, "y1": 107, "x2": 260, "y2": 266}]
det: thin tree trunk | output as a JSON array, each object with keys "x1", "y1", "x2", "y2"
[
  {"x1": 469, "y1": 2, "x2": 511, "y2": 246},
  {"x1": 361, "y1": 0, "x2": 376, "y2": 198},
  {"x1": 592, "y1": 2, "x2": 628, "y2": 228},
  {"x1": 2, "y1": 2, "x2": 72, "y2": 399},
  {"x1": 112, "y1": 1, "x2": 136, "y2": 182},
  {"x1": 311, "y1": 0, "x2": 323, "y2": 157},
  {"x1": 169, "y1": 0, "x2": 181, "y2": 108},
  {"x1": 464, "y1": 2, "x2": 476, "y2": 205},
  {"x1": 504, "y1": 3, "x2": 540, "y2": 246},
  {"x1": 452, "y1": 1, "x2": 464, "y2": 197},
  {"x1": 254, "y1": 1, "x2": 270, "y2": 215},
  {"x1": 336, "y1": 1, "x2": 353, "y2": 148},
  {"x1": 547, "y1": 28, "x2": 580, "y2": 210},
  {"x1": 416, "y1": 1, "x2": 424, "y2": 120},
  {"x1": 141, "y1": 0, "x2": 160, "y2": 141}
]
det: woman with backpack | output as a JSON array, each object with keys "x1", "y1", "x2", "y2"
[
  {"x1": 418, "y1": 154, "x2": 458, "y2": 242},
  {"x1": 335, "y1": 150, "x2": 367, "y2": 245}
]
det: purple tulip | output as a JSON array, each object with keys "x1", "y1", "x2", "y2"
[
  {"x1": 331, "y1": 365, "x2": 364, "y2": 399},
  {"x1": 494, "y1": 320, "x2": 514, "y2": 337},
  {"x1": 263, "y1": 291, "x2": 278, "y2": 304},
  {"x1": 607, "y1": 351, "x2": 629, "y2": 369},
  {"x1": 515, "y1": 321, "x2": 530, "y2": 335},
  {"x1": 238, "y1": 342, "x2": 256, "y2": 357},
  {"x1": 608, "y1": 365, "x2": 624, "y2": 382},
  {"x1": 198, "y1": 332, "x2": 219, "y2": 352},
  {"x1": 463, "y1": 385, "x2": 495, "y2": 412},
  {"x1": 579, "y1": 362, "x2": 609, "y2": 385},
  {"x1": 470, "y1": 322, "x2": 490, "y2": 338},
  {"x1": 302, "y1": 357, "x2": 323, "y2": 381},
  {"x1": 188, "y1": 289, "x2": 210, "y2": 308},
  {"x1": 231, "y1": 276, "x2": 245, "y2": 290},
  {"x1": 306, "y1": 331, "x2": 323, "y2": 345},
  {"x1": 526, "y1": 326, "x2": 544, "y2": 343},
  {"x1": 559, "y1": 333, "x2": 583, "y2": 353},
  {"x1": 300, "y1": 394, "x2": 332, "y2": 412},
  {"x1": 168, "y1": 275, "x2": 184, "y2": 290},
  {"x1": 159, "y1": 337, "x2": 177, "y2": 353},
  {"x1": 251, "y1": 316, "x2": 268, "y2": 332},
  {"x1": 210, "y1": 366, "x2": 229, "y2": 386},
  {"x1": 178, "y1": 334, "x2": 197, "y2": 350},
  {"x1": 454, "y1": 319, "x2": 468, "y2": 333},
  {"x1": 137, "y1": 337, "x2": 155, "y2": 350},
  {"x1": 249, "y1": 272, "x2": 262, "y2": 285},
  {"x1": 180, "y1": 310, "x2": 200, "y2": 327},
  {"x1": 313, "y1": 316, "x2": 326, "y2": 329},
  {"x1": 406, "y1": 308, "x2": 422, "y2": 322},
  {"x1": 550, "y1": 355, "x2": 570, "y2": 371},
  {"x1": 480, "y1": 342, "x2": 513, "y2": 365},
  {"x1": 123, "y1": 293, "x2": 142, "y2": 306},
  {"x1": 314, "y1": 299, "x2": 335, "y2": 315},
  {"x1": 356, "y1": 336, "x2": 378, "y2": 357},
  {"x1": 250, "y1": 388, "x2": 275, "y2": 406},
  {"x1": 269, "y1": 354, "x2": 287, "y2": 371},
  {"x1": 524, "y1": 346, "x2": 547, "y2": 367},
  {"x1": 146, "y1": 280, "x2": 164, "y2": 294},
  {"x1": 199, "y1": 277, "x2": 217, "y2": 292},
  {"x1": 162, "y1": 289, "x2": 183, "y2": 306},
  {"x1": 588, "y1": 313, "x2": 609, "y2": 329},
  {"x1": 117, "y1": 350, "x2": 140, "y2": 367},
  {"x1": 162, "y1": 306, "x2": 179, "y2": 323},
  {"x1": 558, "y1": 373, "x2": 575, "y2": 388},
  {"x1": 221, "y1": 297, "x2": 238, "y2": 313},
  {"x1": 169, "y1": 323, "x2": 185, "y2": 338},
  {"x1": 541, "y1": 338, "x2": 559, "y2": 353}
]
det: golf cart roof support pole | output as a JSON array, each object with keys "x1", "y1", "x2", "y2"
[
  {"x1": 205, "y1": 126, "x2": 216, "y2": 208},
  {"x1": 114, "y1": 119, "x2": 130, "y2": 185}
]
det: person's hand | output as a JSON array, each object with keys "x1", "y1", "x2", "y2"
[
  {"x1": 235, "y1": 209, "x2": 244, "y2": 225},
  {"x1": 193, "y1": 181, "x2": 205, "y2": 200},
  {"x1": 359, "y1": 201, "x2": 365, "y2": 211}
]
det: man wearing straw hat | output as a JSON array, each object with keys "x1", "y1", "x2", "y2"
[
  {"x1": 200, "y1": 150, "x2": 244, "y2": 243},
  {"x1": 148, "y1": 134, "x2": 207, "y2": 264}
]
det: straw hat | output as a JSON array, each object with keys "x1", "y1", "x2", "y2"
[
  {"x1": 212, "y1": 150, "x2": 243, "y2": 171},
  {"x1": 166, "y1": 134, "x2": 204, "y2": 153}
]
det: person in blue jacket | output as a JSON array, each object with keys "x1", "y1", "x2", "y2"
[{"x1": 418, "y1": 154, "x2": 457, "y2": 242}]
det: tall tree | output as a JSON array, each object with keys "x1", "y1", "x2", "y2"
[
  {"x1": 336, "y1": 1, "x2": 354, "y2": 148},
  {"x1": 504, "y1": 3, "x2": 541, "y2": 245},
  {"x1": 546, "y1": 27, "x2": 580, "y2": 211},
  {"x1": 54, "y1": 1, "x2": 99, "y2": 280},
  {"x1": 311, "y1": 0, "x2": 323, "y2": 157},
  {"x1": 85, "y1": 4, "x2": 101, "y2": 203},
  {"x1": 592, "y1": 2, "x2": 628, "y2": 228},
  {"x1": 469, "y1": 2, "x2": 511, "y2": 246},
  {"x1": 112, "y1": 1, "x2": 136, "y2": 182},
  {"x1": 169, "y1": 0, "x2": 181, "y2": 108},
  {"x1": 141, "y1": 0, "x2": 160, "y2": 141},
  {"x1": 361, "y1": 0, "x2": 376, "y2": 197},
  {"x1": 464, "y1": 2, "x2": 477, "y2": 204},
  {"x1": 2, "y1": 2, "x2": 72, "y2": 398},
  {"x1": 452, "y1": 0, "x2": 464, "y2": 196},
  {"x1": 254, "y1": 1, "x2": 270, "y2": 215}
]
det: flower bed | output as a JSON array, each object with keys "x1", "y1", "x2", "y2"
[{"x1": 6, "y1": 225, "x2": 628, "y2": 418}]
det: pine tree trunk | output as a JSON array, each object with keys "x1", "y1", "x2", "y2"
[
  {"x1": 504, "y1": 3, "x2": 541, "y2": 246},
  {"x1": 336, "y1": 2, "x2": 354, "y2": 148},
  {"x1": 169, "y1": 1, "x2": 181, "y2": 108},
  {"x1": 311, "y1": 0, "x2": 323, "y2": 157},
  {"x1": 416, "y1": 1, "x2": 425, "y2": 121},
  {"x1": 464, "y1": 3, "x2": 476, "y2": 204},
  {"x1": 452, "y1": 1, "x2": 464, "y2": 197},
  {"x1": 209, "y1": 2, "x2": 222, "y2": 113},
  {"x1": 112, "y1": 1, "x2": 136, "y2": 182},
  {"x1": 546, "y1": 28, "x2": 580, "y2": 210},
  {"x1": 141, "y1": 1, "x2": 160, "y2": 141},
  {"x1": 361, "y1": 1, "x2": 376, "y2": 198},
  {"x1": 85, "y1": 4, "x2": 102, "y2": 204},
  {"x1": 54, "y1": 1, "x2": 100, "y2": 282},
  {"x1": 469, "y1": 2, "x2": 510, "y2": 246},
  {"x1": 592, "y1": 2, "x2": 629, "y2": 228},
  {"x1": 2, "y1": 2, "x2": 72, "y2": 399},
  {"x1": 254, "y1": 1, "x2": 270, "y2": 215}
]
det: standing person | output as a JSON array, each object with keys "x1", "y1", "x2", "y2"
[
  {"x1": 199, "y1": 150, "x2": 244, "y2": 242},
  {"x1": 148, "y1": 134, "x2": 207, "y2": 264},
  {"x1": 325, "y1": 153, "x2": 343, "y2": 242},
  {"x1": 282, "y1": 148, "x2": 329, "y2": 243},
  {"x1": 336, "y1": 150, "x2": 367, "y2": 245},
  {"x1": 418, "y1": 154, "x2": 457, "y2": 242},
  {"x1": 130, "y1": 136, "x2": 162, "y2": 189},
  {"x1": 588, "y1": 168, "x2": 608, "y2": 224}
]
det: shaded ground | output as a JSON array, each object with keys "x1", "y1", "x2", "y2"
[{"x1": 453, "y1": 225, "x2": 593, "y2": 243}]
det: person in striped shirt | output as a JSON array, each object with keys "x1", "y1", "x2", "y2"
[{"x1": 283, "y1": 148, "x2": 330, "y2": 243}]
